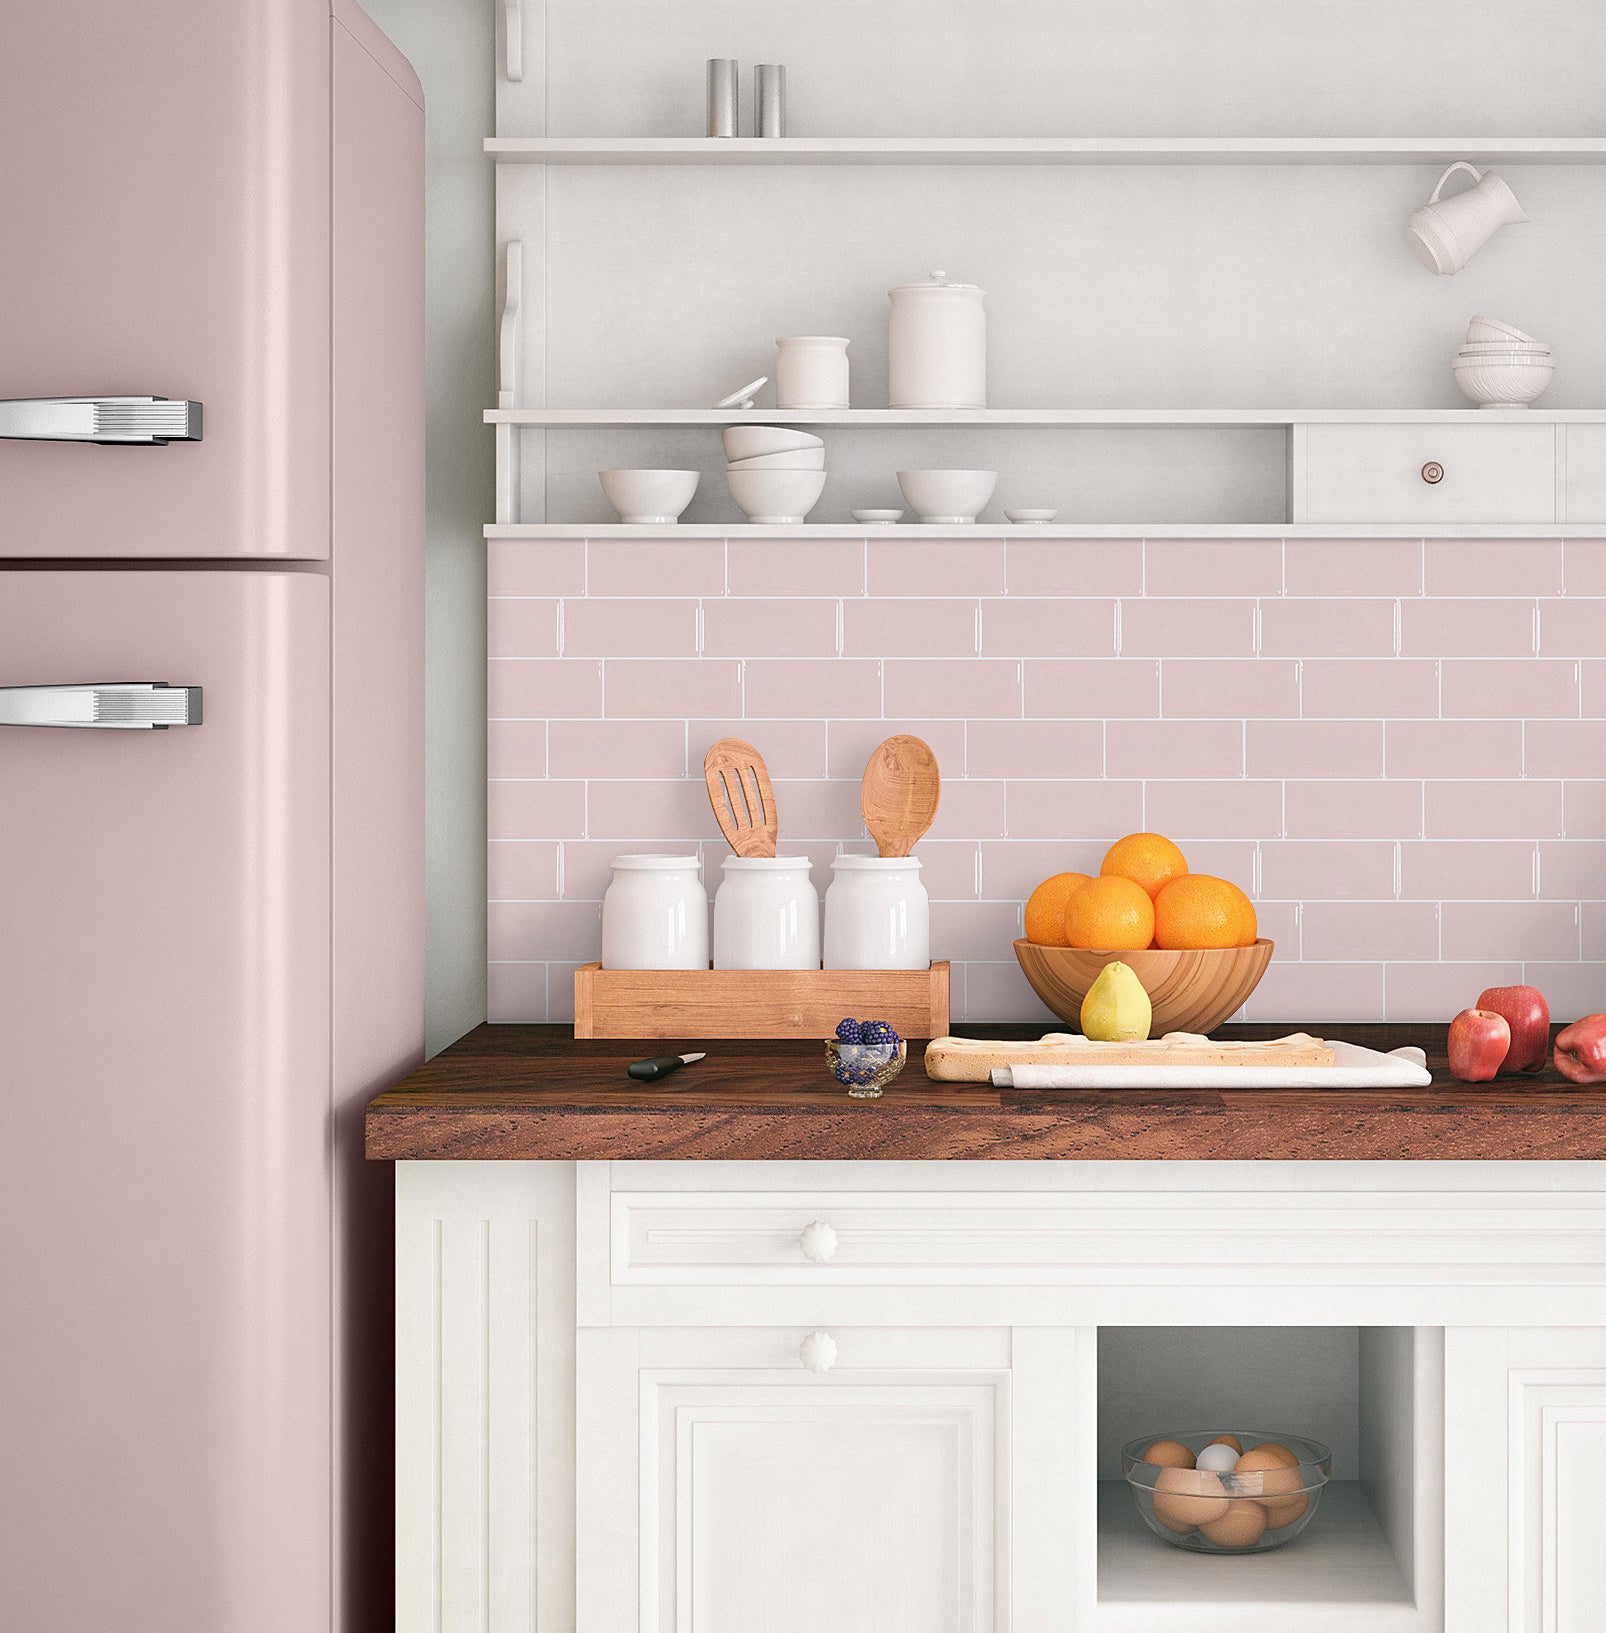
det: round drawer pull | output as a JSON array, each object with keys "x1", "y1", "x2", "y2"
[
  {"x1": 799, "y1": 1220, "x2": 838, "y2": 1264},
  {"x1": 799, "y1": 1331, "x2": 838, "y2": 1374},
  {"x1": 1421, "y1": 461, "x2": 1445, "y2": 484}
]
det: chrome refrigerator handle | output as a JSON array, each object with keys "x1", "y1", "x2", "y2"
[
  {"x1": 0, "y1": 684, "x2": 203, "y2": 729},
  {"x1": 0, "y1": 397, "x2": 203, "y2": 444}
]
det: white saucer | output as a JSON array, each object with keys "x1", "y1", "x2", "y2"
[
  {"x1": 1005, "y1": 508, "x2": 1059, "y2": 523},
  {"x1": 851, "y1": 508, "x2": 904, "y2": 523}
]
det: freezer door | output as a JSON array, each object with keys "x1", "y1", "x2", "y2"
[
  {"x1": 0, "y1": 2, "x2": 330, "y2": 558},
  {"x1": 0, "y1": 569, "x2": 333, "y2": 1633}
]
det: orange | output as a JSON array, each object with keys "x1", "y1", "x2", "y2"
[
  {"x1": 1063, "y1": 875, "x2": 1155, "y2": 951},
  {"x1": 1023, "y1": 871, "x2": 1091, "y2": 946},
  {"x1": 1153, "y1": 874, "x2": 1257, "y2": 950},
  {"x1": 1100, "y1": 832, "x2": 1189, "y2": 900}
]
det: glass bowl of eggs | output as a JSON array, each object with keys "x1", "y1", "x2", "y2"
[{"x1": 1121, "y1": 1430, "x2": 1331, "y2": 1553}]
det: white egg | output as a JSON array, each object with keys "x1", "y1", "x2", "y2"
[{"x1": 1195, "y1": 1442, "x2": 1241, "y2": 1474}]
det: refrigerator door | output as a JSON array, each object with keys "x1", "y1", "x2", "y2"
[
  {"x1": 0, "y1": 569, "x2": 333, "y2": 1633},
  {"x1": 0, "y1": 1, "x2": 330, "y2": 559}
]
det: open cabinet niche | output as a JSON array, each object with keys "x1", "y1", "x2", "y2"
[{"x1": 1095, "y1": 1326, "x2": 1445, "y2": 1633}]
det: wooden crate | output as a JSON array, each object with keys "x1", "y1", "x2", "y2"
[{"x1": 572, "y1": 962, "x2": 950, "y2": 1040}]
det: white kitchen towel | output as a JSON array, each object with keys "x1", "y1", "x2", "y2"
[{"x1": 992, "y1": 1041, "x2": 1432, "y2": 1090}]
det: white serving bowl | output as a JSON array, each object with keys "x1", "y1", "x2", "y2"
[
  {"x1": 721, "y1": 425, "x2": 824, "y2": 462},
  {"x1": 725, "y1": 446, "x2": 827, "y2": 471},
  {"x1": 725, "y1": 467, "x2": 828, "y2": 523},
  {"x1": 1466, "y1": 314, "x2": 1541, "y2": 345},
  {"x1": 599, "y1": 468, "x2": 700, "y2": 524},
  {"x1": 896, "y1": 469, "x2": 998, "y2": 524},
  {"x1": 1457, "y1": 341, "x2": 1552, "y2": 356},
  {"x1": 1453, "y1": 356, "x2": 1555, "y2": 409}
]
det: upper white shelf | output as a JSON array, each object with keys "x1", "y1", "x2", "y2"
[{"x1": 486, "y1": 135, "x2": 1606, "y2": 166}]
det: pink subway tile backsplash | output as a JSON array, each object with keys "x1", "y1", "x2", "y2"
[
  {"x1": 1285, "y1": 779, "x2": 1422, "y2": 840},
  {"x1": 745, "y1": 657, "x2": 882, "y2": 718},
  {"x1": 1424, "y1": 779, "x2": 1563, "y2": 840},
  {"x1": 489, "y1": 657, "x2": 602, "y2": 719},
  {"x1": 604, "y1": 657, "x2": 741, "y2": 719},
  {"x1": 826, "y1": 718, "x2": 966, "y2": 779},
  {"x1": 1524, "y1": 720, "x2": 1606, "y2": 778},
  {"x1": 1399, "y1": 840, "x2": 1536, "y2": 901},
  {"x1": 1259, "y1": 840, "x2": 1396, "y2": 901},
  {"x1": 1425, "y1": 539, "x2": 1562, "y2": 597},
  {"x1": 1245, "y1": 719, "x2": 1384, "y2": 779},
  {"x1": 1383, "y1": 961, "x2": 1523, "y2": 1022},
  {"x1": 1386, "y1": 718, "x2": 1524, "y2": 779},
  {"x1": 867, "y1": 537, "x2": 1006, "y2": 596},
  {"x1": 487, "y1": 720, "x2": 547, "y2": 779},
  {"x1": 1440, "y1": 900, "x2": 1579, "y2": 962},
  {"x1": 727, "y1": 539, "x2": 864, "y2": 597},
  {"x1": 1301, "y1": 901, "x2": 1439, "y2": 962},
  {"x1": 1162, "y1": 659, "x2": 1300, "y2": 718},
  {"x1": 703, "y1": 598, "x2": 838, "y2": 658},
  {"x1": 488, "y1": 779, "x2": 585, "y2": 842},
  {"x1": 1258, "y1": 599, "x2": 1395, "y2": 658},
  {"x1": 884, "y1": 658, "x2": 1021, "y2": 718},
  {"x1": 547, "y1": 718, "x2": 685, "y2": 781},
  {"x1": 982, "y1": 597, "x2": 1117, "y2": 657},
  {"x1": 489, "y1": 538, "x2": 585, "y2": 597},
  {"x1": 1300, "y1": 659, "x2": 1438, "y2": 719},
  {"x1": 1242, "y1": 960, "x2": 1385, "y2": 1023},
  {"x1": 929, "y1": 900, "x2": 1028, "y2": 960},
  {"x1": 1142, "y1": 779, "x2": 1283, "y2": 841},
  {"x1": 1517, "y1": 962, "x2": 1606, "y2": 1024},
  {"x1": 1104, "y1": 718, "x2": 1241, "y2": 780},
  {"x1": 846, "y1": 599, "x2": 977, "y2": 657},
  {"x1": 1006, "y1": 779, "x2": 1144, "y2": 841},
  {"x1": 1121, "y1": 598, "x2": 1256, "y2": 657},
  {"x1": 1440, "y1": 658, "x2": 1578, "y2": 718},
  {"x1": 488, "y1": 841, "x2": 561, "y2": 902},
  {"x1": 487, "y1": 962, "x2": 548, "y2": 1024},
  {"x1": 1564, "y1": 781, "x2": 1606, "y2": 838},
  {"x1": 488, "y1": 597, "x2": 560, "y2": 658},
  {"x1": 1026, "y1": 658, "x2": 1161, "y2": 718},
  {"x1": 1399, "y1": 598, "x2": 1535, "y2": 658},
  {"x1": 1284, "y1": 539, "x2": 1421, "y2": 598},
  {"x1": 1538, "y1": 841, "x2": 1606, "y2": 898},
  {"x1": 1143, "y1": 539, "x2": 1282, "y2": 597},
  {"x1": 978, "y1": 839, "x2": 1107, "y2": 898},
  {"x1": 966, "y1": 718, "x2": 1104, "y2": 780},
  {"x1": 587, "y1": 538, "x2": 725, "y2": 596},
  {"x1": 1539, "y1": 600, "x2": 1606, "y2": 657},
  {"x1": 1006, "y1": 538, "x2": 1143, "y2": 597},
  {"x1": 696, "y1": 718, "x2": 828, "y2": 778},
  {"x1": 563, "y1": 597, "x2": 697, "y2": 658},
  {"x1": 488, "y1": 900, "x2": 602, "y2": 963},
  {"x1": 1563, "y1": 541, "x2": 1606, "y2": 597}
]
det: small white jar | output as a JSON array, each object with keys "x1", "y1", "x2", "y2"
[
  {"x1": 713, "y1": 856, "x2": 820, "y2": 970},
  {"x1": 601, "y1": 854, "x2": 709, "y2": 969},
  {"x1": 774, "y1": 336, "x2": 851, "y2": 409},
  {"x1": 823, "y1": 855, "x2": 930, "y2": 970}
]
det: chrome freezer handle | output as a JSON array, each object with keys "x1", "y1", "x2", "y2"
[
  {"x1": 0, "y1": 397, "x2": 202, "y2": 444},
  {"x1": 0, "y1": 684, "x2": 203, "y2": 729}
]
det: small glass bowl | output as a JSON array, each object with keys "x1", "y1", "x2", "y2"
[
  {"x1": 1121, "y1": 1430, "x2": 1331, "y2": 1554},
  {"x1": 824, "y1": 1039, "x2": 907, "y2": 1097}
]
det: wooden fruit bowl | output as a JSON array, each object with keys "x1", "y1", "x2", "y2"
[{"x1": 1013, "y1": 939, "x2": 1275, "y2": 1036}]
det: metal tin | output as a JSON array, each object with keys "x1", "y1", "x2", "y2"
[
  {"x1": 706, "y1": 58, "x2": 739, "y2": 138},
  {"x1": 756, "y1": 64, "x2": 785, "y2": 137}
]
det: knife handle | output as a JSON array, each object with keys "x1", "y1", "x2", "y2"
[{"x1": 628, "y1": 1055, "x2": 688, "y2": 1081}]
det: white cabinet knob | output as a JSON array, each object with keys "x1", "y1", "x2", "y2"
[
  {"x1": 799, "y1": 1220, "x2": 838, "y2": 1264},
  {"x1": 799, "y1": 1331, "x2": 838, "y2": 1374}
]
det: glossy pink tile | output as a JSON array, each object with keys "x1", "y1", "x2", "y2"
[
  {"x1": 844, "y1": 599, "x2": 976, "y2": 657},
  {"x1": 488, "y1": 899, "x2": 602, "y2": 962},
  {"x1": 694, "y1": 718, "x2": 828, "y2": 778},
  {"x1": 927, "y1": 779, "x2": 1008, "y2": 842},
  {"x1": 1562, "y1": 540, "x2": 1606, "y2": 597},
  {"x1": 1524, "y1": 720, "x2": 1606, "y2": 778},
  {"x1": 1564, "y1": 781, "x2": 1606, "y2": 838},
  {"x1": 1538, "y1": 841, "x2": 1606, "y2": 898},
  {"x1": 487, "y1": 962, "x2": 547, "y2": 1023},
  {"x1": 1246, "y1": 719, "x2": 1383, "y2": 779},
  {"x1": 867, "y1": 537, "x2": 1006, "y2": 596},
  {"x1": 965, "y1": 719, "x2": 1104, "y2": 780},
  {"x1": 928, "y1": 900, "x2": 1027, "y2": 960},
  {"x1": 1006, "y1": 779, "x2": 1144, "y2": 840},
  {"x1": 982, "y1": 597, "x2": 1117, "y2": 656},
  {"x1": 1027, "y1": 658, "x2": 1162, "y2": 718},
  {"x1": 1585, "y1": 662, "x2": 1606, "y2": 717},
  {"x1": 604, "y1": 658, "x2": 741, "y2": 718},
  {"x1": 1440, "y1": 658, "x2": 1577, "y2": 718},
  {"x1": 1302, "y1": 901, "x2": 1439, "y2": 961},
  {"x1": 728, "y1": 539, "x2": 864, "y2": 596},
  {"x1": 978, "y1": 840, "x2": 1107, "y2": 899},
  {"x1": 1399, "y1": 598, "x2": 1535, "y2": 658},
  {"x1": 1383, "y1": 961, "x2": 1522, "y2": 1022},
  {"x1": 1143, "y1": 539, "x2": 1282, "y2": 597},
  {"x1": 488, "y1": 779, "x2": 585, "y2": 842},
  {"x1": 488, "y1": 841, "x2": 561, "y2": 902},
  {"x1": 744, "y1": 658, "x2": 881, "y2": 718},
  {"x1": 1440, "y1": 901, "x2": 1579, "y2": 962},
  {"x1": 488, "y1": 597, "x2": 560, "y2": 658},
  {"x1": 1104, "y1": 718, "x2": 1241, "y2": 779},
  {"x1": 588, "y1": 537, "x2": 725, "y2": 596},
  {"x1": 826, "y1": 718, "x2": 966, "y2": 780},
  {"x1": 884, "y1": 659, "x2": 1021, "y2": 718},
  {"x1": 1285, "y1": 779, "x2": 1421, "y2": 840},
  {"x1": 1424, "y1": 779, "x2": 1563, "y2": 839},
  {"x1": 586, "y1": 777, "x2": 717, "y2": 841},
  {"x1": 1006, "y1": 538, "x2": 1142, "y2": 597},
  {"x1": 1121, "y1": 598, "x2": 1255, "y2": 657},
  {"x1": 487, "y1": 719, "x2": 547, "y2": 779},
  {"x1": 1386, "y1": 719, "x2": 1524, "y2": 779},
  {"x1": 548, "y1": 718, "x2": 685, "y2": 781},
  {"x1": 1163, "y1": 659, "x2": 1300, "y2": 718},
  {"x1": 545, "y1": 962, "x2": 582, "y2": 1023},
  {"x1": 1284, "y1": 539, "x2": 1421, "y2": 598},
  {"x1": 489, "y1": 538, "x2": 585, "y2": 597},
  {"x1": 703, "y1": 598, "x2": 838, "y2": 658},
  {"x1": 1517, "y1": 962, "x2": 1606, "y2": 1024},
  {"x1": 1425, "y1": 539, "x2": 1562, "y2": 596},
  {"x1": 1300, "y1": 659, "x2": 1438, "y2": 720},
  {"x1": 488, "y1": 658, "x2": 602, "y2": 719},
  {"x1": 1242, "y1": 960, "x2": 1385, "y2": 1023},
  {"x1": 1399, "y1": 840, "x2": 1536, "y2": 900},
  {"x1": 961, "y1": 959, "x2": 1056, "y2": 1023},
  {"x1": 1259, "y1": 841, "x2": 1396, "y2": 901},
  {"x1": 1539, "y1": 600, "x2": 1606, "y2": 657},
  {"x1": 563, "y1": 597, "x2": 697, "y2": 658},
  {"x1": 1258, "y1": 599, "x2": 1395, "y2": 658},
  {"x1": 1142, "y1": 779, "x2": 1283, "y2": 840}
]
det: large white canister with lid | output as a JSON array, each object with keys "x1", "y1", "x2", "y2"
[{"x1": 887, "y1": 270, "x2": 987, "y2": 409}]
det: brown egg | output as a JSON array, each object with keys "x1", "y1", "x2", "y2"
[
  {"x1": 1248, "y1": 1464, "x2": 1310, "y2": 1527},
  {"x1": 1151, "y1": 1466, "x2": 1229, "y2": 1531},
  {"x1": 1142, "y1": 1439, "x2": 1197, "y2": 1469},
  {"x1": 1208, "y1": 1433, "x2": 1244, "y2": 1455},
  {"x1": 1200, "y1": 1498, "x2": 1269, "y2": 1549},
  {"x1": 1241, "y1": 1441, "x2": 1299, "y2": 1469}
]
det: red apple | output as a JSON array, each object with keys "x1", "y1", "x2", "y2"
[
  {"x1": 1448, "y1": 1008, "x2": 1511, "y2": 1083},
  {"x1": 1554, "y1": 1014, "x2": 1606, "y2": 1084},
  {"x1": 1476, "y1": 984, "x2": 1551, "y2": 1073}
]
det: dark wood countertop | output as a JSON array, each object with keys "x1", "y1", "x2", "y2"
[{"x1": 365, "y1": 1023, "x2": 1606, "y2": 1162}]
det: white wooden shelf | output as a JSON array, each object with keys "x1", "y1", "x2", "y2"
[
  {"x1": 484, "y1": 522, "x2": 1606, "y2": 540},
  {"x1": 489, "y1": 407, "x2": 1606, "y2": 429},
  {"x1": 486, "y1": 135, "x2": 1606, "y2": 166}
]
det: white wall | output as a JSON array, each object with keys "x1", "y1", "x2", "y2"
[{"x1": 359, "y1": 0, "x2": 491, "y2": 1054}]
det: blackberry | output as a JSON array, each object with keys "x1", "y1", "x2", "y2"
[
  {"x1": 861, "y1": 1019, "x2": 899, "y2": 1046},
  {"x1": 835, "y1": 1017, "x2": 864, "y2": 1043}
]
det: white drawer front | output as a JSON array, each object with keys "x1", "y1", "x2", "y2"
[
  {"x1": 1300, "y1": 423, "x2": 1557, "y2": 524},
  {"x1": 1565, "y1": 425, "x2": 1606, "y2": 521}
]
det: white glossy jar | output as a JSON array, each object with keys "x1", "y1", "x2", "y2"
[
  {"x1": 887, "y1": 271, "x2": 987, "y2": 409},
  {"x1": 601, "y1": 854, "x2": 709, "y2": 969},
  {"x1": 713, "y1": 856, "x2": 820, "y2": 969},
  {"x1": 823, "y1": 855, "x2": 930, "y2": 970},
  {"x1": 774, "y1": 336, "x2": 851, "y2": 409}
]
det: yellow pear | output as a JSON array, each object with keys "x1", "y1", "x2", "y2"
[{"x1": 1080, "y1": 960, "x2": 1152, "y2": 1042}]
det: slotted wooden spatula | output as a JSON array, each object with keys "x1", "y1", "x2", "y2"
[
  {"x1": 703, "y1": 738, "x2": 779, "y2": 857},
  {"x1": 861, "y1": 734, "x2": 941, "y2": 857}
]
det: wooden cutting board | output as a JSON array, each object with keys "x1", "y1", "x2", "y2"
[{"x1": 924, "y1": 1031, "x2": 1334, "y2": 1082}]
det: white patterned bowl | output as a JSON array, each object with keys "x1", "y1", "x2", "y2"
[
  {"x1": 721, "y1": 426, "x2": 824, "y2": 461},
  {"x1": 1452, "y1": 357, "x2": 1555, "y2": 409},
  {"x1": 599, "y1": 468, "x2": 700, "y2": 524},
  {"x1": 725, "y1": 467, "x2": 828, "y2": 524},
  {"x1": 896, "y1": 469, "x2": 998, "y2": 524},
  {"x1": 1466, "y1": 314, "x2": 1541, "y2": 345}
]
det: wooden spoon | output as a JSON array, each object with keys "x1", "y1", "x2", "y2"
[
  {"x1": 860, "y1": 735, "x2": 941, "y2": 857},
  {"x1": 703, "y1": 738, "x2": 779, "y2": 857}
]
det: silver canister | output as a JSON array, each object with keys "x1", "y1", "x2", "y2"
[
  {"x1": 755, "y1": 64, "x2": 785, "y2": 137},
  {"x1": 706, "y1": 59, "x2": 739, "y2": 137}
]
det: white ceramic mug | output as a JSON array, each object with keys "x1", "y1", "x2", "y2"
[
  {"x1": 823, "y1": 856, "x2": 929, "y2": 970},
  {"x1": 713, "y1": 855, "x2": 820, "y2": 969},
  {"x1": 1407, "y1": 162, "x2": 1528, "y2": 275},
  {"x1": 601, "y1": 855, "x2": 709, "y2": 969},
  {"x1": 774, "y1": 336, "x2": 850, "y2": 409}
]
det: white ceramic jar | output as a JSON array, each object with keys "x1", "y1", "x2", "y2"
[
  {"x1": 774, "y1": 336, "x2": 851, "y2": 409},
  {"x1": 601, "y1": 854, "x2": 709, "y2": 969},
  {"x1": 713, "y1": 856, "x2": 820, "y2": 969},
  {"x1": 823, "y1": 855, "x2": 930, "y2": 970},
  {"x1": 887, "y1": 271, "x2": 987, "y2": 409}
]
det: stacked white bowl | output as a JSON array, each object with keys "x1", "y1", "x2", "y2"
[
  {"x1": 1454, "y1": 315, "x2": 1554, "y2": 409},
  {"x1": 723, "y1": 426, "x2": 827, "y2": 523}
]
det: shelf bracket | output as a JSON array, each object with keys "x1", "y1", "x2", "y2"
[
  {"x1": 498, "y1": 240, "x2": 522, "y2": 409},
  {"x1": 502, "y1": 0, "x2": 523, "y2": 82}
]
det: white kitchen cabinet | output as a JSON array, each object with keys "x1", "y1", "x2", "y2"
[
  {"x1": 1562, "y1": 425, "x2": 1606, "y2": 521},
  {"x1": 1444, "y1": 1327, "x2": 1606, "y2": 1633}
]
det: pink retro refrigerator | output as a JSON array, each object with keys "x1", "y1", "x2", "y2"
[{"x1": 0, "y1": 4, "x2": 423, "y2": 1632}]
